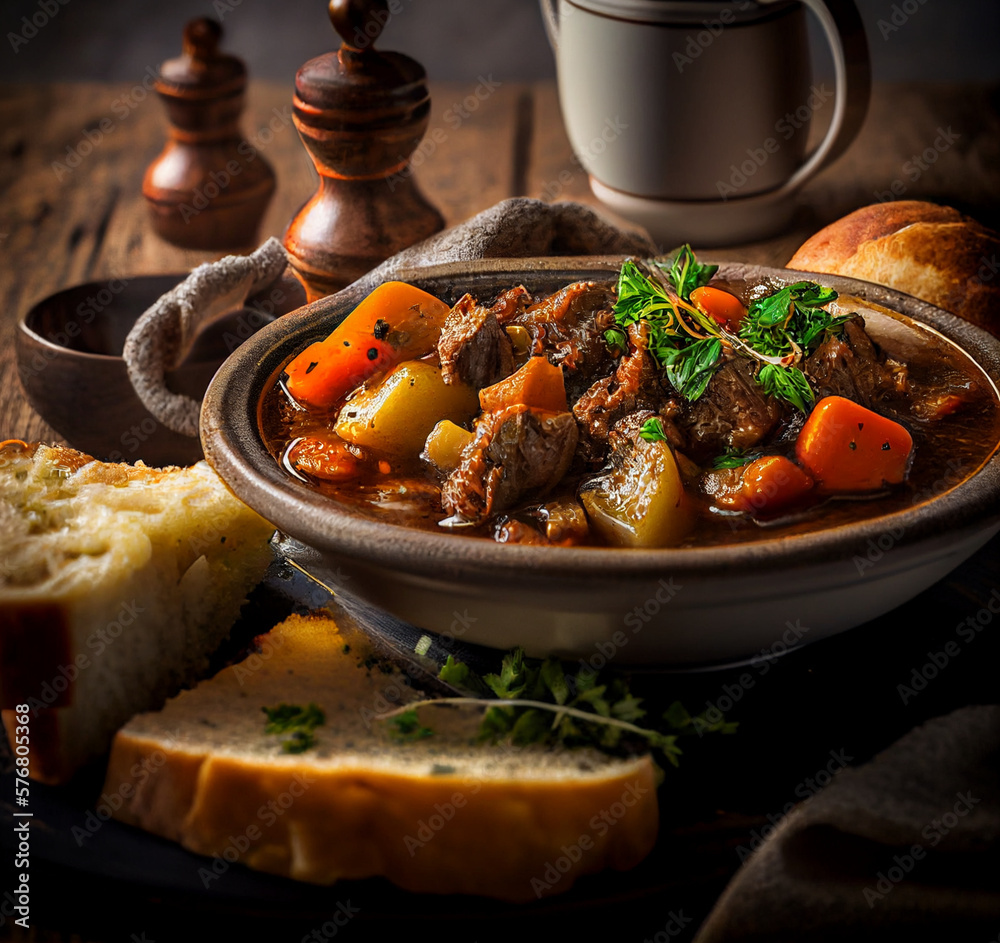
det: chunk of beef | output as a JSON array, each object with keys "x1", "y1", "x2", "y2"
[
  {"x1": 803, "y1": 315, "x2": 903, "y2": 408},
  {"x1": 698, "y1": 465, "x2": 747, "y2": 510},
  {"x1": 441, "y1": 406, "x2": 579, "y2": 525},
  {"x1": 495, "y1": 497, "x2": 590, "y2": 546},
  {"x1": 437, "y1": 294, "x2": 515, "y2": 389},
  {"x1": 513, "y1": 281, "x2": 617, "y2": 396},
  {"x1": 489, "y1": 285, "x2": 533, "y2": 326},
  {"x1": 493, "y1": 520, "x2": 549, "y2": 546},
  {"x1": 520, "y1": 281, "x2": 614, "y2": 328},
  {"x1": 606, "y1": 407, "x2": 688, "y2": 460},
  {"x1": 678, "y1": 357, "x2": 789, "y2": 461},
  {"x1": 572, "y1": 323, "x2": 671, "y2": 462},
  {"x1": 606, "y1": 409, "x2": 655, "y2": 454},
  {"x1": 907, "y1": 376, "x2": 981, "y2": 421}
]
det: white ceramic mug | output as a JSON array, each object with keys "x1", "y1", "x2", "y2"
[{"x1": 541, "y1": 0, "x2": 871, "y2": 244}]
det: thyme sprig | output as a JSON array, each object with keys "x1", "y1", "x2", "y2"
[{"x1": 376, "y1": 648, "x2": 736, "y2": 775}]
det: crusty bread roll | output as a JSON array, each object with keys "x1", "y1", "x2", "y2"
[
  {"x1": 0, "y1": 441, "x2": 275, "y2": 783},
  {"x1": 787, "y1": 201, "x2": 1000, "y2": 334},
  {"x1": 104, "y1": 612, "x2": 659, "y2": 901}
]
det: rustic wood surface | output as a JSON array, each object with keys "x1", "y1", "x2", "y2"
[
  {"x1": 1, "y1": 80, "x2": 998, "y2": 447},
  {"x1": 1, "y1": 79, "x2": 999, "y2": 943}
]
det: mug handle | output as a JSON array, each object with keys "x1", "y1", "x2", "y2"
[
  {"x1": 759, "y1": 0, "x2": 871, "y2": 195},
  {"x1": 540, "y1": 0, "x2": 559, "y2": 50}
]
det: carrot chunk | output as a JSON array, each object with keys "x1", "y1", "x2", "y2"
[
  {"x1": 795, "y1": 396, "x2": 913, "y2": 492},
  {"x1": 690, "y1": 285, "x2": 746, "y2": 329},
  {"x1": 739, "y1": 455, "x2": 814, "y2": 515},
  {"x1": 284, "y1": 282, "x2": 450, "y2": 410},
  {"x1": 284, "y1": 435, "x2": 363, "y2": 482},
  {"x1": 478, "y1": 356, "x2": 567, "y2": 413}
]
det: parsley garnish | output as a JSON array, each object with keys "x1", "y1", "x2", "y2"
[
  {"x1": 712, "y1": 447, "x2": 762, "y2": 470},
  {"x1": 613, "y1": 259, "x2": 723, "y2": 400},
  {"x1": 439, "y1": 654, "x2": 491, "y2": 696},
  {"x1": 660, "y1": 244, "x2": 719, "y2": 299},
  {"x1": 639, "y1": 417, "x2": 669, "y2": 443},
  {"x1": 737, "y1": 282, "x2": 848, "y2": 411},
  {"x1": 604, "y1": 326, "x2": 628, "y2": 353},
  {"x1": 611, "y1": 252, "x2": 846, "y2": 412},
  {"x1": 262, "y1": 702, "x2": 325, "y2": 754},
  {"x1": 741, "y1": 282, "x2": 841, "y2": 347},
  {"x1": 658, "y1": 337, "x2": 722, "y2": 402},
  {"x1": 756, "y1": 362, "x2": 816, "y2": 413},
  {"x1": 387, "y1": 708, "x2": 434, "y2": 741}
]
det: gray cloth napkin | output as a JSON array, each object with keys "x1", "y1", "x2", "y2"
[
  {"x1": 694, "y1": 704, "x2": 1000, "y2": 942},
  {"x1": 123, "y1": 198, "x2": 656, "y2": 436}
]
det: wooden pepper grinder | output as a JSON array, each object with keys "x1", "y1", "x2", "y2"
[
  {"x1": 143, "y1": 18, "x2": 276, "y2": 250},
  {"x1": 283, "y1": 0, "x2": 445, "y2": 301}
]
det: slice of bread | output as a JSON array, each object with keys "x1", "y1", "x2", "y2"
[
  {"x1": 0, "y1": 441, "x2": 275, "y2": 784},
  {"x1": 786, "y1": 201, "x2": 1000, "y2": 335},
  {"x1": 104, "y1": 612, "x2": 659, "y2": 902}
]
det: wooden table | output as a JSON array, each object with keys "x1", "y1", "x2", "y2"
[
  {"x1": 2, "y1": 80, "x2": 999, "y2": 942},
  {"x1": 2, "y1": 79, "x2": 999, "y2": 445}
]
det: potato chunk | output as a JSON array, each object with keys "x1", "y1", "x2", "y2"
[
  {"x1": 580, "y1": 438, "x2": 691, "y2": 548},
  {"x1": 422, "y1": 420, "x2": 475, "y2": 472},
  {"x1": 335, "y1": 361, "x2": 478, "y2": 458}
]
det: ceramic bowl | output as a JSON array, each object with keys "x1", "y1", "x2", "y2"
[
  {"x1": 200, "y1": 258, "x2": 1000, "y2": 666},
  {"x1": 16, "y1": 275, "x2": 275, "y2": 467}
]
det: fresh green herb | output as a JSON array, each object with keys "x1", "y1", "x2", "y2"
[
  {"x1": 612, "y1": 260, "x2": 723, "y2": 401},
  {"x1": 662, "y1": 700, "x2": 738, "y2": 737},
  {"x1": 658, "y1": 244, "x2": 719, "y2": 301},
  {"x1": 262, "y1": 702, "x2": 325, "y2": 754},
  {"x1": 613, "y1": 259, "x2": 677, "y2": 327},
  {"x1": 712, "y1": 448, "x2": 762, "y2": 470},
  {"x1": 474, "y1": 649, "x2": 736, "y2": 768},
  {"x1": 387, "y1": 708, "x2": 434, "y2": 741},
  {"x1": 756, "y1": 362, "x2": 817, "y2": 413},
  {"x1": 439, "y1": 654, "x2": 491, "y2": 696},
  {"x1": 376, "y1": 648, "x2": 736, "y2": 779},
  {"x1": 742, "y1": 282, "x2": 840, "y2": 343},
  {"x1": 639, "y1": 418, "x2": 669, "y2": 444},
  {"x1": 612, "y1": 251, "x2": 844, "y2": 412},
  {"x1": 659, "y1": 337, "x2": 723, "y2": 402},
  {"x1": 737, "y1": 281, "x2": 847, "y2": 411},
  {"x1": 604, "y1": 326, "x2": 628, "y2": 353}
]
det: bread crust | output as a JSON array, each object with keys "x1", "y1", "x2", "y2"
[
  {"x1": 787, "y1": 201, "x2": 1000, "y2": 334},
  {"x1": 104, "y1": 613, "x2": 660, "y2": 901},
  {"x1": 0, "y1": 441, "x2": 275, "y2": 783}
]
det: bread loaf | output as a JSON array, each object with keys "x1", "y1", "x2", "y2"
[
  {"x1": 787, "y1": 201, "x2": 1000, "y2": 334},
  {"x1": 104, "y1": 612, "x2": 659, "y2": 901},
  {"x1": 0, "y1": 441, "x2": 275, "y2": 783}
]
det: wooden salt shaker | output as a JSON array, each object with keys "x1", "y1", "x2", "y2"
[
  {"x1": 143, "y1": 18, "x2": 276, "y2": 250},
  {"x1": 283, "y1": 0, "x2": 444, "y2": 301}
]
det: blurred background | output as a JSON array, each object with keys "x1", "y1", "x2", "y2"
[{"x1": 1, "y1": 0, "x2": 998, "y2": 85}]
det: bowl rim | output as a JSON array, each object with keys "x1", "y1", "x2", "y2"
[
  {"x1": 200, "y1": 255, "x2": 1000, "y2": 583},
  {"x1": 17, "y1": 273, "x2": 190, "y2": 363}
]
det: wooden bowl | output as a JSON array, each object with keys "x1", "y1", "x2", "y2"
[
  {"x1": 16, "y1": 275, "x2": 264, "y2": 466},
  {"x1": 200, "y1": 258, "x2": 1000, "y2": 666}
]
